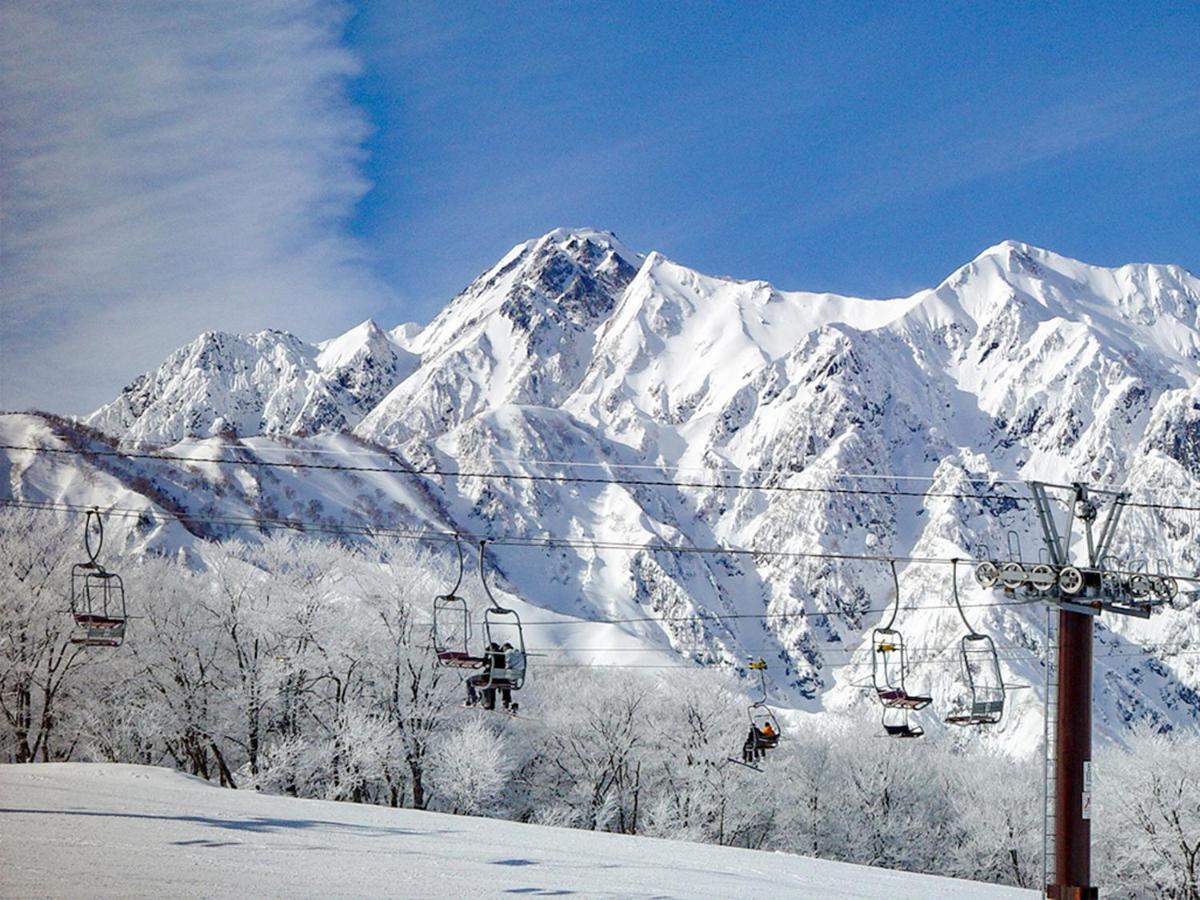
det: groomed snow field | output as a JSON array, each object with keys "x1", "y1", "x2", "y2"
[{"x1": 0, "y1": 764, "x2": 1036, "y2": 898}]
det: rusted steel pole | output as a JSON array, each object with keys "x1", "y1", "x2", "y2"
[{"x1": 1051, "y1": 608, "x2": 1097, "y2": 900}]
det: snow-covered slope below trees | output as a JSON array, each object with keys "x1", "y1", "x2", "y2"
[
  {"x1": 0, "y1": 763, "x2": 1034, "y2": 899},
  {"x1": 4, "y1": 228, "x2": 1200, "y2": 752}
]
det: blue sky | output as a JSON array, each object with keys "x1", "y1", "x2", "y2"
[
  {"x1": 3, "y1": 1, "x2": 1198, "y2": 412},
  {"x1": 347, "y1": 2, "x2": 1200, "y2": 308}
]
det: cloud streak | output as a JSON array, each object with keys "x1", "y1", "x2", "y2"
[{"x1": 0, "y1": 0, "x2": 384, "y2": 414}]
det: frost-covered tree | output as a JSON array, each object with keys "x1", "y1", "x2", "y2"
[
  {"x1": 521, "y1": 671, "x2": 650, "y2": 833},
  {"x1": 1098, "y1": 728, "x2": 1200, "y2": 899},
  {"x1": 430, "y1": 717, "x2": 513, "y2": 815},
  {"x1": 0, "y1": 509, "x2": 87, "y2": 762},
  {"x1": 944, "y1": 751, "x2": 1041, "y2": 889},
  {"x1": 356, "y1": 538, "x2": 457, "y2": 809}
]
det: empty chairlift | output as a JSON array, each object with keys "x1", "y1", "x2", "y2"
[
  {"x1": 69, "y1": 509, "x2": 127, "y2": 648},
  {"x1": 872, "y1": 560, "x2": 931, "y2": 738},
  {"x1": 944, "y1": 559, "x2": 1006, "y2": 727},
  {"x1": 432, "y1": 536, "x2": 479, "y2": 668}
]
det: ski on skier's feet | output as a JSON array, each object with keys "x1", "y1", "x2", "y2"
[
  {"x1": 727, "y1": 757, "x2": 763, "y2": 772},
  {"x1": 461, "y1": 702, "x2": 521, "y2": 718}
]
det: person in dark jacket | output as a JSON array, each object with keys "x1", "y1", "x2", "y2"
[
  {"x1": 494, "y1": 641, "x2": 526, "y2": 710},
  {"x1": 742, "y1": 727, "x2": 760, "y2": 763},
  {"x1": 466, "y1": 643, "x2": 501, "y2": 710}
]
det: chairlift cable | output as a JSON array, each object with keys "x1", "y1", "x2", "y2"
[
  {"x1": 0, "y1": 443, "x2": 1053, "y2": 506},
  {"x1": 6, "y1": 443, "x2": 1199, "y2": 515},
  {"x1": 3, "y1": 496, "x2": 1198, "y2": 586}
]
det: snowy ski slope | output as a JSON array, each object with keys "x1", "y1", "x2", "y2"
[{"x1": 0, "y1": 764, "x2": 1034, "y2": 899}]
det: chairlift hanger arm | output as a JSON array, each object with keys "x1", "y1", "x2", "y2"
[
  {"x1": 747, "y1": 657, "x2": 769, "y2": 704},
  {"x1": 1094, "y1": 492, "x2": 1129, "y2": 565},
  {"x1": 881, "y1": 560, "x2": 901, "y2": 632},
  {"x1": 84, "y1": 507, "x2": 104, "y2": 564},
  {"x1": 1029, "y1": 482, "x2": 1070, "y2": 566},
  {"x1": 949, "y1": 559, "x2": 981, "y2": 637},
  {"x1": 478, "y1": 540, "x2": 504, "y2": 612},
  {"x1": 448, "y1": 533, "x2": 465, "y2": 596}
]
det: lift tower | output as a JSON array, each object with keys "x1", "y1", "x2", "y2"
[{"x1": 978, "y1": 481, "x2": 1179, "y2": 900}]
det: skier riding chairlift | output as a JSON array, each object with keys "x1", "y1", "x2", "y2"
[
  {"x1": 466, "y1": 642, "x2": 504, "y2": 710},
  {"x1": 739, "y1": 659, "x2": 782, "y2": 763},
  {"x1": 463, "y1": 542, "x2": 528, "y2": 712},
  {"x1": 742, "y1": 718, "x2": 779, "y2": 763}
]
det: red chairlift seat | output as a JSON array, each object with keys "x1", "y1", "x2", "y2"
[
  {"x1": 73, "y1": 613, "x2": 124, "y2": 629},
  {"x1": 436, "y1": 650, "x2": 485, "y2": 668},
  {"x1": 876, "y1": 687, "x2": 933, "y2": 710}
]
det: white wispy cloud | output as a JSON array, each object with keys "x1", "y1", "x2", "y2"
[{"x1": 0, "y1": 0, "x2": 384, "y2": 414}]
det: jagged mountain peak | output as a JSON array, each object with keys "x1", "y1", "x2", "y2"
[
  {"x1": 389, "y1": 321, "x2": 424, "y2": 349},
  {"x1": 87, "y1": 319, "x2": 418, "y2": 443},
  {"x1": 920, "y1": 240, "x2": 1200, "y2": 373},
  {"x1": 353, "y1": 229, "x2": 643, "y2": 449},
  {"x1": 317, "y1": 318, "x2": 402, "y2": 371},
  {"x1": 533, "y1": 226, "x2": 642, "y2": 269},
  {"x1": 410, "y1": 227, "x2": 640, "y2": 354}
]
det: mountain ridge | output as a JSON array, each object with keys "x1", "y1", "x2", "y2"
[{"x1": 7, "y1": 228, "x2": 1200, "y2": 751}]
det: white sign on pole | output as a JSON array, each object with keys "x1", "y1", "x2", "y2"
[
  {"x1": 1082, "y1": 790, "x2": 1092, "y2": 820},
  {"x1": 1083, "y1": 760, "x2": 1093, "y2": 790}
]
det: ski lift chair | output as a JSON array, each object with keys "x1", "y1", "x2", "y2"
[
  {"x1": 69, "y1": 510, "x2": 127, "y2": 648},
  {"x1": 477, "y1": 541, "x2": 527, "y2": 694},
  {"x1": 737, "y1": 659, "x2": 782, "y2": 762},
  {"x1": 748, "y1": 658, "x2": 782, "y2": 746},
  {"x1": 944, "y1": 635, "x2": 1005, "y2": 725},
  {"x1": 480, "y1": 607, "x2": 527, "y2": 691},
  {"x1": 871, "y1": 562, "x2": 932, "y2": 712},
  {"x1": 872, "y1": 628, "x2": 933, "y2": 710},
  {"x1": 882, "y1": 706, "x2": 924, "y2": 739},
  {"x1": 432, "y1": 536, "x2": 485, "y2": 668},
  {"x1": 944, "y1": 560, "x2": 1006, "y2": 727}
]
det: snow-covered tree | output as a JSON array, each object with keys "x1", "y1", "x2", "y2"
[
  {"x1": 0, "y1": 509, "x2": 88, "y2": 762},
  {"x1": 1098, "y1": 728, "x2": 1200, "y2": 899},
  {"x1": 430, "y1": 717, "x2": 513, "y2": 816}
]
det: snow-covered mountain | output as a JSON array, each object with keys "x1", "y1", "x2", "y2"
[
  {"x1": 5, "y1": 228, "x2": 1200, "y2": 750},
  {"x1": 88, "y1": 319, "x2": 419, "y2": 441}
]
